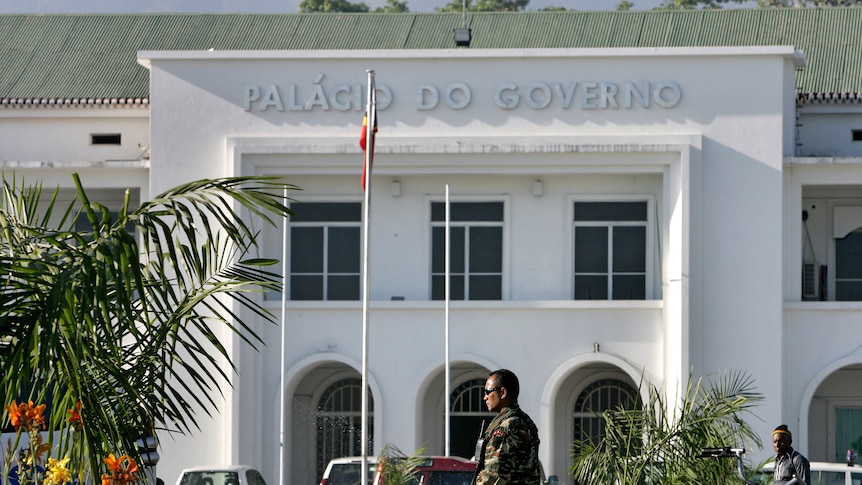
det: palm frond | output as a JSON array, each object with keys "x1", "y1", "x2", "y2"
[
  {"x1": 1, "y1": 173, "x2": 297, "y2": 482},
  {"x1": 571, "y1": 370, "x2": 763, "y2": 485}
]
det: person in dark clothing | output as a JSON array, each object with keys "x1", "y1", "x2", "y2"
[
  {"x1": 473, "y1": 369, "x2": 541, "y2": 485},
  {"x1": 772, "y1": 424, "x2": 810, "y2": 485}
]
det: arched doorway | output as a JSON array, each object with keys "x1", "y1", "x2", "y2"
[
  {"x1": 573, "y1": 378, "x2": 639, "y2": 445},
  {"x1": 316, "y1": 378, "x2": 375, "y2": 479},
  {"x1": 450, "y1": 378, "x2": 493, "y2": 459},
  {"x1": 547, "y1": 363, "x2": 640, "y2": 484},
  {"x1": 290, "y1": 364, "x2": 375, "y2": 485},
  {"x1": 419, "y1": 362, "x2": 492, "y2": 456},
  {"x1": 808, "y1": 364, "x2": 862, "y2": 462}
]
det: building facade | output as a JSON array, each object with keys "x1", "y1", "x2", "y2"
[{"x1": 3, "y1": 10, "x2": 862, "y2": 485}]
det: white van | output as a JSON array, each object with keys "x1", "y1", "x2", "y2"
[
  {"x1": 756, "y1": 462, "x2": 862, "y2": 485},
  {"x1": 319, "y1": 456, "x2": 379, "y2": 485}
]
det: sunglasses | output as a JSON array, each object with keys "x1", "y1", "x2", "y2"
[{"x1": 483, "y1": 387, "x2": 502, "y2": 396}]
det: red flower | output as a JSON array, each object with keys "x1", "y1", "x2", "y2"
[{"x1": 67, "y1": 402, "x2": 83, "y2": 427}]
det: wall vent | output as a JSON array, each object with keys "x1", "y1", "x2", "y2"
[
  {"x1": 803, "y1": 262, "x2": 819, "y2": 300},
  {"x1": 852, "y1": 130, "x2": 862, "y2": 142},
  {"x1": 91, "y1": 133, "x2": 121, "y2": 145}
]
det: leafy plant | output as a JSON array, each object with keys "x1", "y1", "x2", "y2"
[
  {"x1": 571, "y1": 370, "x2": 763, "y2": 485},
  {"x1": 1, "y1": 173, "x2": 296, "y2": 483},
  {"x1": 376, "y1": 444, "x2": 428, "y2": 485}
]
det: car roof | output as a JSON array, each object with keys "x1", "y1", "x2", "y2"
[
  {"x1": 325, "y1": 457, "x2": 379, "y2": 466},
  {"x1": 179, "y1": 465, "x2": 259, "y2": 473},
  {"x1": 381, "y1": 456, "x2": 477, "y2": 471},
  {"x1": 325, "y1": 456, "x2": 476, "y2": 469},
  {"x1": 761, "y1": 462, "x2": 862, "y2": 472}
]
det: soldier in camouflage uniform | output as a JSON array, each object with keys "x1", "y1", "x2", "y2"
[{"x1": 474, "y1": 369, "x2": 540, "y2": 485}]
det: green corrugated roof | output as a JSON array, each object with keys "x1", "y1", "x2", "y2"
[{"x1": 1, "y1": 8, "x2": 862, "y2": 101}]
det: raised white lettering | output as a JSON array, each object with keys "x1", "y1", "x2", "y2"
[
  {"x1": 580, "y1": 82, "x2": 599, "y2": 110},
  {"x1": 624, "y1": 81, "x2": 649, "y2": 108},
  {"x1": 524, "y1": 82, "x2": 551, "y2": 109},
  {"x1": 553, "y1": 82, "x2": 577, "y2": 109},
  {"x1": 494, "y1": 82, "x2": 519, "y2": 109},
  {"x1": 243, "y1": 85, "x2": 260, "y2": 111},
  {"x1": 329, "y1": 83, "x2": 352, "y2": 111},
  {"x1": 260, "y1": 85, "x2": 284, "y2": 111},
  {"x1": 653, "y1": 81, "x2": 681, "y2": 108},
  {"x1": 445, "y1": 82, "x2": 471, "y2": 110},
  {"x1": 417, "y1": 84, "x2": 439, "y2": 110}
]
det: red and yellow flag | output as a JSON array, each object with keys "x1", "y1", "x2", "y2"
[{"x1": 360, "y1": 71, "x2": 377, "y2": 190}]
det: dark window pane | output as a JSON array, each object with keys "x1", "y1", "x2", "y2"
[
  {"x1": 575, "y1": 275, "x2": 607, "y2": 300},
  {"x1": 434, "y1": 275, "x2": 466, "y2": 301},
  {"x1": 432, "y1": 227, "x2": 466, "y2": 273},
  {"x1": 431, "y1": 202, "x2": 504, "y2": 222},
  {"x1": 450, "y1": 227, "x2": 465, "y2": 273},
  {"x1": 328, "y1": 275, "x2": 360, "y2": 300},
  {"x1": 470, "y1": 227, "x2": 502, "y2": 272},
  {"x1": 432, "y1": 227, "x2": 445, "y2": 273},
  {"x1": 575, "y1": 227, "x2": 608, "y2": 273},
  {"x1": 613, "y1": 275, "x2": 646, "y2": 300},
  {"x1": 836, "y1": 281, "x2": 862, "y2": 301},
  {"x1": 575, "y1": 201, "x2": 647, "y2": 222},
  {"x1": 469, "y1": 275, "x2": 502, "y2": 300},
  {"x1": 836, "y1": 232, "x2": 862, "y2": 278},
  {"x1": 292, "y1": 227, "x2": 323, "y2": 272},
  {"x1": 329, "y1": 227, "x2": 360, "y2": 272},
  {"x1": 613, "y1": 226, "x2": 646, "y2": 272},
  {"x1": 291, "y1": 202, "x2": 362, "y2": 222},
  {"x1": 450, "y1": 275, "x2": 465, "y2": 300},
  {"x1": 292, "y1": 275, "x2": 323, "y2": 300},
  {"x1": 432, "y1": 275, "x2": 445, "y2": 300}
]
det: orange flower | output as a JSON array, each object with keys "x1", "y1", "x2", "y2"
[
  {"x1": 103, "y1": 454, "x2": 139, "y2": 485},
  {"x1": 6, "y1": 401, "x2": 46, "y2": 432},
  {"x1": 67, "y1": 402, "x2": 83, "y2": 427},
  {"x1": 104, "y1": 454, "x2": 121, "y2": 473},
  {"x1": 6, "y1": 401, "x2": 23, "y2": 428}
]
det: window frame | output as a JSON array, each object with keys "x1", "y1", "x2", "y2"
[
  {"x1": 286, "y1": 198, "x2": 363, "y2": 301},
  {"x1": 829, "y1": 204, "x2": 862, "y2": 301},
  {"x1": 567, "y1": 195, "x2": 656, "y2": 300},
  {"x1": 426, "y1": 195, "x2": 510, "y2": 301}
]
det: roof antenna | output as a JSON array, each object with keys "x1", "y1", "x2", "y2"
[{"x1": 453, "y1": 0, "x2": 471, "y2": 47}]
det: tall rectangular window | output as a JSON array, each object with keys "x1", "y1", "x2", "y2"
[
  {"x1": 431, "y1": 201, "x2": 504, "y2": 300},
  {"x1": 573, "y1": 201, "x2": 647, "y2": 300},
  {"x1": 289, "y1": 202, "x2": 361, "y2": 301},
  {"x1": 835, "y1": 231, "x2": 862, "y2": 300}
]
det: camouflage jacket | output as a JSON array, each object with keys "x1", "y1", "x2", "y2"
[{"x1": 475, "y1": 404, "x2": 540, "y2": 485}]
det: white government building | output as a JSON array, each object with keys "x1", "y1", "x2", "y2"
[{"x1": 2, "y1": 8, "x2": 862, "y2": 485}]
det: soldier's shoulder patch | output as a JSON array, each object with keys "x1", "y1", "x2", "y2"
[{"x1": 492, "y1": 428, "x2": 507, "y2": 438}]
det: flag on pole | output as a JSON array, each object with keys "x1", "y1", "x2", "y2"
[{"x1": 360, "y1": 71, "x2": 377, "y2": 190}]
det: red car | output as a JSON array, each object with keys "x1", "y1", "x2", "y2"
[{"x1": 373, "y1": 456, "x2": 477, "y2": 485}]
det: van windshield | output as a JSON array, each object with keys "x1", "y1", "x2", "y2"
[
  {"x1": 329, "y1": 463, "x2": 378, "y2": 485},
  {"x1": 179, "y1": 471, "x2": 241, "y2": 485}
]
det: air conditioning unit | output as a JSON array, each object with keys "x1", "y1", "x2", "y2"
[{"x1": 803, "y1": 262, "x2": 819, "y2": 300}]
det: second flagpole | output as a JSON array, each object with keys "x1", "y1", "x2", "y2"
[{"x1": 360, "y1": 68, "x2": 375, "y2": 485}]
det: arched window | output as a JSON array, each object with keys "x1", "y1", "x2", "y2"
[
  {"x1": 573, "y1": 378, "x2": 638, "y2": 444},
  {"x1": 316, "y1": 378, "x2": 374, "y2": 480},
  {"x1": 449, "y1": 378, "x2": 493, "y2": 458}
]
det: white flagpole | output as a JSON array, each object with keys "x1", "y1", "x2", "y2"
[
  {"x1": 360, "y1": 69, "x2": 375, "y2": 485},
  {"x1": 444, "y1": 184, "x2": 451, "y2": 456},
  {"x1": 280, "y1": 186, "x2": 288, "y2": 485}
]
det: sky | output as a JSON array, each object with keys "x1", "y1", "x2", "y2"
[{"x1": 0, "y1": 0, "x2": 670, "y2": 14}]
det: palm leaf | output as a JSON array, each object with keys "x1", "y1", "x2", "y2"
[
  {"x1": 1, "y1": 173, "x2": 297, "y2": 482},
  {"x1": 571, "y1": 370, "x2": 763, "y2": 485}
]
